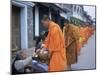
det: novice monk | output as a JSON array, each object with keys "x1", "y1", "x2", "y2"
[{"x1": 41, "y1": 15, "x2": 67, "y2": 72}]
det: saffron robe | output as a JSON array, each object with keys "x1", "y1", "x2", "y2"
[
  {"x1": 44, "y1": 21, "x2": 67, "y2": 72},
  {"x1": 72, "y1": 25, "x2": 82, "y2": 56},
  {"x1": 63, "y1": 24, "x2": 78, "y2": 65},
  {"x1": 79, "y1": 27, "x2": 86, "y2": 47}
]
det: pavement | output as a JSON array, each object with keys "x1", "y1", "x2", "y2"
[{"x1": 71, "y1": 32, "x2": 96, "y2": 70}]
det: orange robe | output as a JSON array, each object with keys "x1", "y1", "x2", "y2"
[
  {"x1": 89, "y1": 27, "x2": 92, "y2": 37},
  {"x1": 74, "y1": 27, "x2": 81, "y2": 56},
  {"x1": 63, "y1": 24, "x2": 79, "y2": 65},
  {"x1": 44, "y1": 21, "x2": 67, "y2": 72},
  {"x1": 79, "y1": 27, "x2": 86, "y2": 46},
  {"x1": 67, "y1": 24, "x2": 80, "y2": 56},
  {"x1": 79, "y1": 26, "x2": 90, "y2": 46},
  {"x1": 88, "y1": 27, "x2": 94, "y2": 37},
  {"x1": 83, "y1": 26, "x2": 90, "y2": 44},
  {"x1": 69, "y1": 25, "x2": 82, "y2": 56},
  {"x1": 76, "y1": 27, "x2": 86, "y2": 55}
]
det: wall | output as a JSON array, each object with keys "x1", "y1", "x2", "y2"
[
  {"x1": 12, "y1": 1, "x2": 35, "y2": 49},
  {"x1": 39, "y1": 5, "x2": 49, "y2": 35},
  {"x1": 27, "y1": 6, "x2": 34, "y2": 48}
]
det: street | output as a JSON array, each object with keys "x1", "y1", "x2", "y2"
[{"x1": 71, "y1": 32, "x2": 96, "y2": 70}]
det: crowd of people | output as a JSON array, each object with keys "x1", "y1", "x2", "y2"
[{"x1": 12, "y1": 15, "x2": 95, "y2": 74}]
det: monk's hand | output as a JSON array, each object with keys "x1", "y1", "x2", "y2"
[
  {"x1": 33, "y1": 51, "x2": 39, "y2": 58},
  {"x1": 33, "y1": 51, "x2": 36, "y2": 57}
]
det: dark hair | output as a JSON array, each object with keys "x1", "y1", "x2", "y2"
[
  {"x1": 41, "y1": 31, "x2": 48, "y2": 41},
  {"x1": 35, "y1": 31, "x2": 48, "y2": 50},
  {"x1": 64, "y1": 19, "x2": 69, "y2": 24},
  {"x1": 42, "y1": 15, "x2": 50, "y2": 21}
]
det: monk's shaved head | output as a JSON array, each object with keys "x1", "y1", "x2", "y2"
[
  {"x1": 42, "y1": 15, "x2": 50, "y2": 21},
  {"x1": 41, "y1": 15, "x2": 50, "y2": 28}
]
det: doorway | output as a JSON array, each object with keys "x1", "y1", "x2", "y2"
[{"x1": 11, "y1": 5, "x2": 21, "y2": 51}]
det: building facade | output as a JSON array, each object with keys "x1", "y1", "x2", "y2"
[
  {"x1": 11, "y1": 1, "x2": 68, "y2": 51},
  {"x1": 72, "y1": 5, "x2": 84, "y2": 21},
  {"x1": 56, "y1": 4, "x2": 87, "y2": 25},
  {"x1": 11, "y1": 1, "x2": 93, "y2": 51},
  {"x1": 11, "y1": 1, "x2": 35, "y2": 50}
]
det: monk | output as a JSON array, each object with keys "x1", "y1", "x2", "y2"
[
  {"x1": 82, "y1": 25, "x2": 92, "y2": 45},
  {"x1": 69, "y1": 25, "x2": 82, "y2": 56},
  {"x1": 63, "y1": 19, "x2": 79, "y2": 70},
  {"x1": 84, "y1": 26, "x2": 89, "y2": 44},
  {"x1": 70, "y1": 24, "x2": 81, "y2": 56},
  {"x1": 87, "y1": 25, "x2": 95, "y2": 37},
  {"x1": 77, "y1": 26, "x2": 84, "y2": 55},
  {"x1": 41, "y1": 15, "x2": 67, "y2": 72},
  {"x1": 79, "y1": 25, "x2": 87, "y2": 47}
]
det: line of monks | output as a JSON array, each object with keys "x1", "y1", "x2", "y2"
[
  {"x1": 63, "y1": 20, "x2": 95, "y2": 70},
  {"x1": 41, "y1": 15, "x2": 95, "y2": 72}
]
